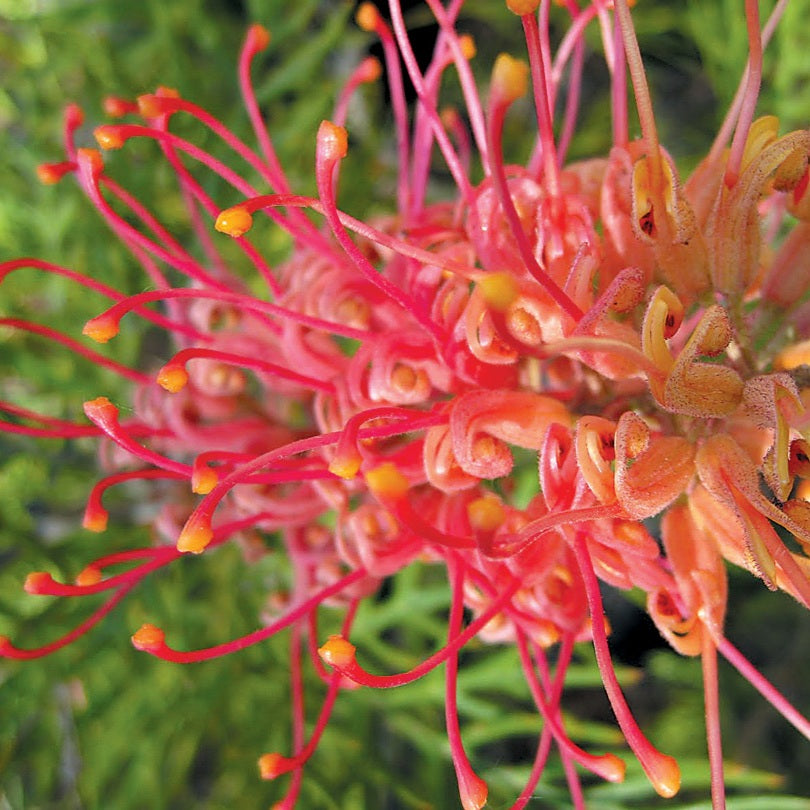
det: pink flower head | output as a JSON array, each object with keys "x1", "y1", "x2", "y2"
[{"x1": 5, "y1": 2, "x2": 810, "y2": 808}]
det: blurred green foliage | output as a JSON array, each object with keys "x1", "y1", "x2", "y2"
[{"x1": 2, "y1": 1, "x2": 810, "y2": 809}]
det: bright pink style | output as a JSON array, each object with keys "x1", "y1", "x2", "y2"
[{"x1": 4, "y1": 1, "x2": 810, "y2": 808}]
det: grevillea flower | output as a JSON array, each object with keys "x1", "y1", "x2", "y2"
[{"x1": 5, "y1": 1, "x2": 810, "y2": 807}]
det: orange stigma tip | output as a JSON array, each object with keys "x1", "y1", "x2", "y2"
[
  {"x1": 317, "y1": 635, "x2": 357, "y2": 668},
  {"x1": 131, "y1": 623, "x2": 165, "y2": 652},
  {"x1": 36, "y1": 165, "x2": 60, "y2": 185},
  {"x1": 24, "y1": 572, "x2": 53, "y2": 594},
  {"x1": 82, "y1": 509, "x2": 109, "y2": 533},
  {"x1": 597, "y1": 753, "x2": 627, "y2": 783},
  {"x1": 82, "y1": 315, "x2": 119, "y2": 343},
  {"x1": 359, "y1": 56, "x2": 382, "y2": 83},
  {"x1": 363, "y1": 462, "x2": 410, "y2": 499},
  {"x1": 249, "y1": 24, "x2": 271, "y2": 51},
  {"x1": 137, "y1": 94, "x2": 170, "y2": 119},
  {"x1": 506, "y1": 0, "x2": 540, "y2": 13},
  {"x1": 65, "y1": 103, "x2": 84, "y2": 128},
  {"x1": 103, "y1": 96, "x2": 136, "y2": 117},
  {"x1": 83, "y1": 396, "x2": 115, "y2": 417},
  {"x1": 76, "y1": 148, "x2": 104, "y2": 174},
  {"x1": 93, "y1": 126, "x2": 125, "y2": 150},
  {"x1": 460, "y1": 774, "x2": 488, "y2": 810},
  {"x1": 328, "y1": 452, "x2": 362, "y2": 480},
  {"x1": 492, "y1": 54, "x2": 529, "y2": 104},
  {"x1": 467, "y1": 496, "x2": 506, "y2": 532},
  {"x1": 317, "y1": 120, "x2": 349, "y2": 161},
  {"x1": 37, "y1": 163, "x2": 69, "y2": 185},
  {"x1": 157, "y1": 364, "x2": 189, "y2": 393},
  {"x1": 191, "y1": 466, "x2": 218, "y2": 495},
  {"x1": 215, "y1": 206, "x2": 253, "y2": 238},
  {"x1": 459, "y1": 34, "x2": 476, "y2": 61},
  {"x1": 646, "y1": 752, "x2": 681, "y2": 798},
  {"x1": 355, "y1": 2, "x2": 379, "y2": 31},
  {"x1": 479, "y1": 271, "x2": 519, "y2": 311},
  {"x1": 257, "y1": 753, "x2": 287, "y2": 780},
  {"x1": 462, "y1": 787, "x2": 487, "y2": 810},
  {"x1": 177, "y1": 519, "x2": 213, "y2": 554},
  {"x1": 440, "y1": 107, "x2": 459, "y2": 128},
  {"x1": 75, "y1": 566, "x2": 102, "y2": 587}
]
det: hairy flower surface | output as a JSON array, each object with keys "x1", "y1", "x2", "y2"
[{"x1": 4, "y1": 1, "x2": 810, "y2": 808}]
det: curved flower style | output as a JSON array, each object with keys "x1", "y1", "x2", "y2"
[{"x1": 4, "y1": 1, "x2": 810, "y2": 808}]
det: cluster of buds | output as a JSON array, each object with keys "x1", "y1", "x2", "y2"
[{"x1": 4, "y1": 1, "x2": 810, "y2": 807}]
